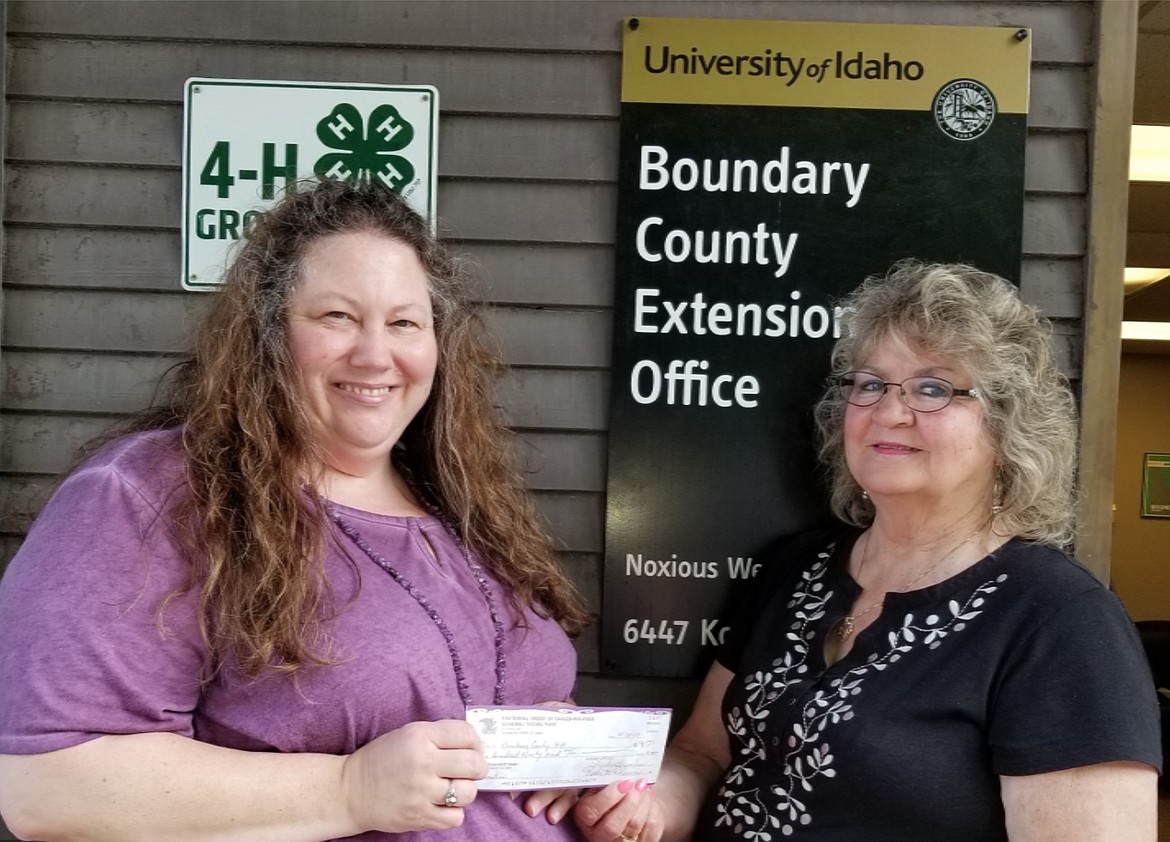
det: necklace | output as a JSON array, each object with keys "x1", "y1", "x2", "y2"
[
  {"x1": 836, "y1": 527, "x2": 985, "y2": 642},
  {"x1": 330, "y1": 508, "x2": 507, "y2": 707}
]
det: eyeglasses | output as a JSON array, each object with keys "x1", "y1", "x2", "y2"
[{"x1": 834, "y1": 371, "x2": 981, "y2": 413}]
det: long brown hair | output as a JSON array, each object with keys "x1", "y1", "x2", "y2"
[{"x1": 124, "y1": 180, "x2": 587, "y2": 676}]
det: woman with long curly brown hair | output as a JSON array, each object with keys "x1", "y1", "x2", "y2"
[{"x1": 0, "y1": 179, "x2": 592, "y2": 841}]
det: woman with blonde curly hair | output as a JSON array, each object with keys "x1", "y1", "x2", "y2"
[
  {"x1": 0, "y1": 179, "x2": 593, "y2": 841},
  {"x1": 575, "y1": 261, "x2": 1160, "y2": 842}
]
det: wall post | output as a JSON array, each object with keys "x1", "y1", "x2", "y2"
[{"x1": 1077, "y1": 0, "x2": 1139, "y2": 580}]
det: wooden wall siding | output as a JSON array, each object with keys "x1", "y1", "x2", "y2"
[
  {"x1": 5, "y1": 1, "x2": 1095, "y2": 60},
  {"x1": 1, "y1": 0, "x2": 1096, "y2": 703}
]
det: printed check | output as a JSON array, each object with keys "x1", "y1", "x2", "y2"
[{"x1": 465, "y1": 706, "x2": 672, "y2": 791}]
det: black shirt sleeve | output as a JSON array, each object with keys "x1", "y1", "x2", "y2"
[{"x1": 988, "y1": 586, "x2": 1162, "y2": 775}]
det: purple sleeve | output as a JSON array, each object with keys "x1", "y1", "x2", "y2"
[{"x1": 0, "y1": 454, "x2": 206, "y2": 754}]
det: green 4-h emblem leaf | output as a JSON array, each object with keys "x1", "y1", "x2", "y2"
[{"x1": 314, "y1": 103, "x2": 416, "y2": 190}]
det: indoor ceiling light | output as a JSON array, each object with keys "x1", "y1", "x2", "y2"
[
  {"x1": 1124, "y1": 268, "x2": 1170, "y2": 294},
  {"x1": 1121, "y1": 321, "x2": 1170, "y2": 341},
  {"x1": 1125, "y1": 268, "x2": 1170, "y2": 284},
  {"x1": 1130, "y1": 125, "x2": 1170, "y2": 182}
]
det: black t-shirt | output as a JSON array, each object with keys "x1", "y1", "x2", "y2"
[{"x1": 696, "y1": 530, "x2": 1161, "y2": 841}]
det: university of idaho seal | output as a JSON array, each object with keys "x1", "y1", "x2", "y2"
[{"x1": 933, "y1": 79, "x2": 996, "y2": 141}]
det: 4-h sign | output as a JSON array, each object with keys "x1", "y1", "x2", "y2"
[{"x1": 182, "y1": 78, "x2": 439, "y2": 291}]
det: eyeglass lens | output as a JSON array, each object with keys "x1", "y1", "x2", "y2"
[{"x1": 837, "y1": 372, "x2": 957, "y2": 412}]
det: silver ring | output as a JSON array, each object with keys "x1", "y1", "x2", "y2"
[{"x1": 444, "y1": 779, "x2": 458, "y2": 807}]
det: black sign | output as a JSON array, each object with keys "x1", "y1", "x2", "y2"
[{"x1": 603, "y1": 17, "x2": 1030, "y2": 676}]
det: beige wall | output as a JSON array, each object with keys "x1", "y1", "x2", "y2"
[{"x1": 1111, "y1": 353, "x2": 1170, "y2": 620}]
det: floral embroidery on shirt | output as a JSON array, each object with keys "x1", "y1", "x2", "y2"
[{"x1": 713, "y1": 544, "x2": 1007, "y2": 840}]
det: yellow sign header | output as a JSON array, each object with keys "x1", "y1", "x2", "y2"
[{"x1": 622, "y1": 17, "x2": 1030, "y2": 114}]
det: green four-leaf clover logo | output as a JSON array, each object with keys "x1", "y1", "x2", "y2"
[{"x1": 314, "y1": 103, "x2": 416, "y2": 191}]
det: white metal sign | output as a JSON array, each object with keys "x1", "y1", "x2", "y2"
[{"x1": 182, "y1": 78, "x2": 439, "y2": 291}]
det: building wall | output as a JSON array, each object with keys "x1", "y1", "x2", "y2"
[
  {"x1": 1112, "y1": 352, "x2": 1170, "y2": 621},
  {"x1": 0, "y1": 0, "x2": 1098, "y2": 773}
]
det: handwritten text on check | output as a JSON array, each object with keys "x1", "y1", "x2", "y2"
[{"x1": 465, "y1": 706, "x2": 672, "y2": 791}]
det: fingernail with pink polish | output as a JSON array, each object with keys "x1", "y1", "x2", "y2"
[
  {"x1": 634, "y1": 778, "x2": 647, "y2": 791},
  {"x1": 618, "y1": 779, "x2": 633, "y2": 793}
]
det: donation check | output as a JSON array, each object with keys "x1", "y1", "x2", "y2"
[{"x1": 465, "y1": 706, "x2": 672, "y2": 791}]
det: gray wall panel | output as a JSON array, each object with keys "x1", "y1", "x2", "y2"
[
  {"x1": 0, "y1": 475, "x2": 54, "y2": 534},
  {"x1": 559, "y1": 552, "x2": 601, "y2": 610},
  {"x1": 5, "y1": 227, "x2": 180, "y2": 290},
  {"x1": 486, "y1": 306, "x2": 612, "y2": 369},
  {"x1": 7, "y1": 39, "x2": 621, "y2": 117},
  {"x1": 1029, "y1": 66, "x2": 1092, "y2": 131},
  {"x1": 4, "y1": 227, "x2": 617, "y2": 305},
  {"x1": 3, "y1": 414, "x2": 607, "y2": 498},
  {"x1": 574, "y1": 626, "x2": 600, "y2": 674},
  {"x1": 442, "y1": 116, "x2": 617, "y2": 182},
  {"x1": 8, "y1": 37, "x2": 1090, "y2": 129},
  {"x1": 2, "y1": 351, "x2": 179, "y2": 414},
  {"x1": 1, "y1": 414, "x2": 111, "y2": 474},
  {"x1": 10, "y1": 165, "x2": 1073, "y2": 254},
  {"x1": 1020, "y1": 258, "x2": 1083, "y2": 318},
  {"x1": 534, "y1": 491, "x2": 604, "y2": 555},
  {"x1": 9, "y1": 102, "x2": 619, "y2": 183},
  {"x1": 7, "y1": 165, "x2": 617, "y2": 243},
  {"x1": 1, "y1": 536, "x2": 21, "y2": 576},
  {"x1": 498, "y1": 369, "x2": 610, "y2": 432},
  {"x1": 0, "y1": 414, "x2": 607, "y2": 492},
  {"x1": 4, "y1": 288, "x2": 200, "y2": 352},
  {"x1": 8, "y1": 100, "x2": 182, "y2": 166},
  {"x1": 8, "y1": 1, "x2": 1092, "y2": 64},
  {"x1": 6, "y1": 164, "x2": 181, "y2": 228},
  {"x1": 437, "y1": 182, "x2": 616, "y2": 244},
  {"x1": 1021, "y1": 195, "x2": 1086, "y2": 256},
  {"x1": 3, "y1": 352, "x2": 610, "y2": 431},
  {"x1": 1051, "y1": 321, "x2": 1081, "y2": 379},
  {"x1": 4, "y1": 291, "x2": 607, "y2": 367},
  {"x1": 513, "y1": 431, "x2": 608, "y2": 493},
  {"x1": 458, "y1": 243, "x2": 615, "y2": 307},
  {"x1": 1024, "y1": 132, "x2": 1087, "y2": 195},
  {"x1": 9, "y1": 99, "x2": 1081, "y2": 196}
]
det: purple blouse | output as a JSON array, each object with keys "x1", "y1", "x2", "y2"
[{"x1": 0, "y1": 428, "x2": 585, "y2": 841}]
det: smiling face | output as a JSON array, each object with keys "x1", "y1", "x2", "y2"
[
  {"x1": 843, "y1": 335, "x2": 997, "y2": 516},
  {"x1": 286, "y1": 230, "x2": 438, "y2": 478}
]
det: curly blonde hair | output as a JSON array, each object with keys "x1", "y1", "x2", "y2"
[
  {"x1": 813, "y1": 260, "x2": 1078, "y2": 546},
  {"x1": 126, "y1": 180, "x2": 587, "y2": 676}
]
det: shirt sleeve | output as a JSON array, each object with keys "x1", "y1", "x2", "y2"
[
  {"x1": 988, "y1": 586, "x2": 1162, "y2": 776},
  {"x1": 0, "y1": 455, "x2": 206, "y2": 754}
]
